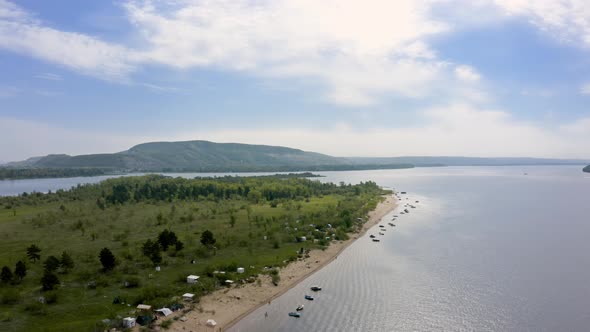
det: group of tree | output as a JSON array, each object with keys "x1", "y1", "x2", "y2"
[
  {"x1": 142, "y1": 230, "x2": 184, "y2": 266},
  {"x1": 1, "y1": 261, "x2": 26, "y2": 284},
  {"x1": 0, "y1": 167, "x2": 106, "y2": 180}
]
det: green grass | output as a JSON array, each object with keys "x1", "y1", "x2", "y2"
[{"x1": 0, "y1": 177, "x2": 385, "y2": 331}]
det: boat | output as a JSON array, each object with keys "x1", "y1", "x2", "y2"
[
  {"x1": 369, "y1": 234, "x2": 376, "y2": 238},
  {"x1": 372, "y1": 238, "x2": 380, "y2": 242},
  {"x1": 379, "y1": 232, "x2": 384, "y2": 235},
  {"x1": 311, "y1": 286, "x2": 322, "y2": 291},
  {"x1": 388, "y1": 223, "x2": 394, "y2": 226},
  {"x1": 289, "y1": 312, "x2": 301, "y2": 318},
  {"x1": 304, "y1": 295, "x2": 314, "y2": 300},
  {"x1": 296, "y1": 304, "x2": 304, "y2": 311},
  {"x1": 379, "y1": 225, "x2": 385, "y2": 228}
]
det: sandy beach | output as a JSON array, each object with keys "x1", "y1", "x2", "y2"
[{"x1": 168, "y1": 194, "x2": 397, "y2": 332}]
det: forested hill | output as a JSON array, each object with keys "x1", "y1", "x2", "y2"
[
  {"x1": 584, "y1": 165, "x2": 590, "y2": 173},
  {"x1": 5, "y1": 141, "x2": 354, "y2": 172}
]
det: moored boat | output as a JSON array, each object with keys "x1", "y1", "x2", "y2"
[
  {"x1": 304, "y1": 295, "x2": 314, "y2": 300},
  {"x1": 289, "y1": 312, "x2": 301, "y2": 318},
  {"x1": 311, "y1": 286, "x2": 322, "y2": 291},
  {"x1": 296, "y1": 304, "x2": 304, "y2": 311}
]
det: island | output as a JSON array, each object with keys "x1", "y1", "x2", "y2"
[
  {"x1": 0, "y1": 174, "x2": 395, "y2": 331},
  {"x1": 584, "y1": 165, "x2": 590, "y2": 173}
]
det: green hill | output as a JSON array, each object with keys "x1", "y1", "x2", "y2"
[{"x1": 13, "y1": 141, "x2": 351, "y2": 172}]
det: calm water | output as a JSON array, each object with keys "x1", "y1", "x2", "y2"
[
  {"x1": 0, "y1": 172, "x2": 288, "y2": 197},
  {"x1": 229, "y1": 166, "x2": 590, "y2": 331}
]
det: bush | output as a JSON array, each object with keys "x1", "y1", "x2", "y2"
[
  {"x1": 123, "y1": 276, "x2": 140, "y2": 288},
  {"x1": 24, "y1": 302, "x2": 47, "y2": 316},
  {"x1": 160, "y1": 319, "x2": 173, "y2": 329},
  {"x1": 0, "y1": 289, "x2": 20, "y2": 304},
  {"x1": 44, "y1": 291, "x2": 58, "y2": 304}
]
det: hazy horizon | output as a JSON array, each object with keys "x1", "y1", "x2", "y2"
[{"x1": 1, "y1": 1, "x2": 589, "y2": 161}]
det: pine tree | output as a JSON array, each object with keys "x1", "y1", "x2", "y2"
[
  {"x1": 1, "y1": 266, "x2": 13, "y2": 283},
  {"x1": 26, "y1": 244, "x2": 41, "y2": 262},
  {"x1": 43, "y1": 256, "x2": 60, "y2": 272},
  {"x1": 99, "y1": 248, "x2": 116, "y2": 271},
  {"x1": 14, "y1": 261, "x2": 26, "y2": 281},
  {"x1": 60, "y1": 251, "x2": 74, "y2": 272},
  {"x1": 41, "y1": 271, "x2": 60, "y2": 291}
]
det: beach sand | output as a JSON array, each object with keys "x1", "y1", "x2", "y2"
[{"x1": 167, "y1": 194, "x2": 397, "y2": 332}]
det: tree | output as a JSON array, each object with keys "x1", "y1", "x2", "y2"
[
  {"x1": 60, "y1": 251, "x2": 74, "y2": 272},
  {"x1": 229, "y1": 214, "x2": 236, "y2": 227},
  {"x1": 43, "y1": 256, "x2": 60, "y2": 272},
  {"x1": 142, "y1": 239, "x2": 162, "y2": 266},
  {"x1": 14, "y1": 261, "x2": 26, "y2": 281},
  {"x1": 26, "y1": 244, "x2": 41, "y2": 262},
  {"x1": 175, "y1": 240, "x2": 184, "y2": 251},
  {"x1": 99, "y1": 248, "x2": 116, "y2": 271},
  {"x1": 41, "y1": 271, "x2": 60, "y2": 291},
  {"x1": 200, "y1": 230, "x2": 216, "y2": 248},
  {"x1": 158, "y1": 229, "x2": 178, "y2": 251},
  {"x1": 1, "y1": 266, "x2": 13, "y2": 283}
]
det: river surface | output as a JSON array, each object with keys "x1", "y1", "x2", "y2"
[
  {"x1": 2, "y1": 166, "x2": 589, "y2": 331},
  {"x1": 229, "y1": 166, "x2": 590, "y2": 331}
]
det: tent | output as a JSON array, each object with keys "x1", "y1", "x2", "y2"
[
  {"x1": 182, "y1": 293, "x2": 195, "y2": 301},
  {"x1": 156, "y1": 308, "x2": 173, "y2": 317},
  {"x1": 122, "y1": 317, "x2": 135, "y2": 328},
  {"x1": 206, "y1": 319, "x2": 217, "y2": 327},
  {"x1": 187, "y1": 275, "x2": 200, "y2": 284},
  {"x1": 136, "y1": 304, "x2": 152, "y2": 310}
]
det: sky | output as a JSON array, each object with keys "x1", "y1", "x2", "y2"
[{"x1": 1, "y1": 0, "x2": 589, "y2": 162}]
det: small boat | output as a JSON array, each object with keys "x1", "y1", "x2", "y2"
[
  {"x1": 296, "y1": 304, "x2": 304, "y2": 311},
  {"x1": 369, "y1": 234, "x2": 376, "y2": 238},
  {"x1": 379, "y1": 232, "x2": 384, "y2": 235},
  {"x1": 304, "y1": 295, "x2": 314, "y2": 301},
  {"x1": 311, "y1": 286, "x2": 322, "y2": 291},
  {"x1": 379, "y1": 225, "x2": 385, "y2": 228},
  {"x1": 388, "y1": 223, "x2": 394, "y2": 226},
  {"x1": 289, "y1": 312, "x2": 301, "y2": 318},
  {"x1": 372, "y1": 239, "x2": 380, "y2": 242}
]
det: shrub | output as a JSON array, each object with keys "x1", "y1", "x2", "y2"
[{"x1": 0, "y1": 289, "x2": 20, "y2": 304}]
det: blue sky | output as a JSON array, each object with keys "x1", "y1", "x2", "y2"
[{"x1": 1, "y1": 0, "x2": 589, "y2": 162}]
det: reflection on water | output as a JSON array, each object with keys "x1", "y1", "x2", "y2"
[{"x1": 230, "y1": 166, "x2": 590, "y2": 331}]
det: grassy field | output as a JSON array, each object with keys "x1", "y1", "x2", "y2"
[{"x1": 0, "y1": 175, "x2": 386, "y2": 331}]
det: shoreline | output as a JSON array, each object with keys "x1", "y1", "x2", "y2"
[{"x1": 169, "y1": 194, "x2": 398, "y2": 332}]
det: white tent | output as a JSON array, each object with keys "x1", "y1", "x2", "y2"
[
  {"x1": 182, "y1": 293, "x2": 195, "y2": 301},
  {"x1": 156, "y1": 308, "x2": 173, "y2": 317},
  {"x1": 136, "y1": 304, "x2": 152, "y2": 310},
  {"x1": 206, "y1": 319, "x2": 217, "y2": 327},
  {"x1": 122, "y1": 317, "x2": 135, "y2": 328},
  {"x1": 186, "y1": 275, "x2": 200, "y2": 284}
]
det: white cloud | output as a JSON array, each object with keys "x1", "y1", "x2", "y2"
[
  {"x1": 454, "y1": 65, "x2": 481, "y2": 82},
  {"x1": 0, "y1": 1, "x2": 138, "y2": 80},
  {"x1": 35, "y1": 73, "x2": 62, "y2": 81},
  {"x1": 580, "y1": 83, "x2": 590, "y2": 95},
  {"x1": 493, "y1": 0, "x2": 590, "y2": 47},
  {"x1": 0, "y1": 0, "x2": 489, "y2": 106}
]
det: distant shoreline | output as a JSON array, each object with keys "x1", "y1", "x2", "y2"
[{"x1": 167, "y1": 194, "x2": 398, "y2": 332}]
